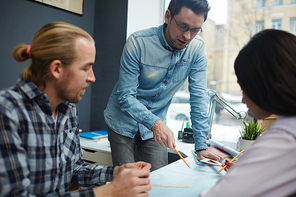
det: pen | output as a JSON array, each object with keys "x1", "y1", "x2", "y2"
[
  {"x1": 174, "y1": 147, "x2": 191, "y2": 169},
  {"x1": 217, "y1": 149, "x2": 244, "y2": 174}
]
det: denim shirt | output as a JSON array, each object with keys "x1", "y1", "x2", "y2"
[{"x1": 104, "y1": 24, "x2": 210, "y2": 150}]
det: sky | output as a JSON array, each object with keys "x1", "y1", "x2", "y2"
[{"x1": 207, "y1": 0, "x2": 228, "y2": 24}]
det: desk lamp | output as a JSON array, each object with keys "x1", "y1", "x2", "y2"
[{"x1": 207, "y1": 90, "x2": 247, "y2": 140}]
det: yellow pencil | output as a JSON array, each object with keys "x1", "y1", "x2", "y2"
[
  {"x1": 217, "y1": 149, "x2": 244, "y2": 174},
  {"x1": 174, "y1": 147, "x2": 191, "y2": 169}
]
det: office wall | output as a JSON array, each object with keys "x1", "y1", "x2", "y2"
[
  {"x1": 90, "y1": 0, "x2": 128, "y2": 131},
  {"x1": 0, "y1": 0, "x2": 95, "y2": 132},
  {"x1": 126, "y1": 0, "x2": 166, "y2": 39},
  {"x1": 90, "y1": 0, "x2": 169, "y2": 131},
  {"x1": 0, "y1": 0, "x2": 154, "y2": 132}
]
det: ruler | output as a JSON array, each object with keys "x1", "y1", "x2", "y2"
[
  {"x1": 107, "y1": 182, "x2": 189, "y2": 188},
  {"x1": 151, "y1": 184, "x2": 189, "y2": 188}
]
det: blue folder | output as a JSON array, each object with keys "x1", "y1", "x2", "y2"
[{"x1": 79, "y1": 130, "x2": 108, "y2": 140}]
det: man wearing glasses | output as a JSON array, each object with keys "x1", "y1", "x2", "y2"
[{"x1": 104, "y1": 0, "x2": 223, "y2": 171}]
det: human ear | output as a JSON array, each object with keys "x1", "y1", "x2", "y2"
[
  {"x1": 164, "y1": 10, "x2": 171, "y2": 25},
  {"x1": 49, "y1": 60, "x2": 63, "y2": 79}
]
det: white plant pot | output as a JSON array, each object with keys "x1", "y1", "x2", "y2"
[{"x1": 238, "y1": 137, "x2": 255, "y2": 151}]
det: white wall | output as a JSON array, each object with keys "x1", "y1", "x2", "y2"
[{"x1": 126, "y1": 0, "x2": 170, "y2": 39}]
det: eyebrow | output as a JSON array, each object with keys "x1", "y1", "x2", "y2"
[{"x1": 176, "y1": 19, "x2": 201, "y2": 29}]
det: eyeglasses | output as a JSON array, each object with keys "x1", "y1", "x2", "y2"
[{"x1": 173, "y1": 17, "x2": 203, "y2": 35}]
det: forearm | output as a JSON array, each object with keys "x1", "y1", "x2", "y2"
[
  {"x1": 189, "y1": 72, "x2": 210, "y2": 150},
  {"x1": 72, "y1": 161, "x2": 115, "y2": 187}
]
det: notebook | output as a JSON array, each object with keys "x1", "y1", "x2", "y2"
[{"x1": 79, "y1": 130, "x2": 108, "y2": 140}]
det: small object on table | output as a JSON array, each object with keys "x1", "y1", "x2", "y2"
[
  {"x1": 199, "y1": 158, "x2": 222, "y2": 166},
  {"x1": 217, "y1": 149, "x2": 244, "y2": 174},
  {"x1": 174, "y1": 147, "x2": 191, "y2": 169},
  {"x1": 151, "y1": 184, "x2": 189, "y2": 188}
]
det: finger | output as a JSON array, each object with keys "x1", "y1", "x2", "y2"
[
  {"x1": 141, "y1": 163, "x2": 151, "y2": 170},
  {"x1": 156, "y1": 138, "x2": 167, "y2": 148},
  {"x1": 154, "y1": 135, "x2": 166, "y2": 148},
  {"x1": 160, "y1": 134, "x2": 169, "y2": 147},
  {"x1": 133, "y1": 169, "x2": 151, "y2": 178},
  {"x1": 137, "y1": 184, "x2": 152, "y2": 192},
  {"x1": 217, "y1": 154, "x2": 224, "y2": 162},
  {"x1": 195, "y1": 152, "x2": 205, "y2": 160},
  {"x1": 167, "y1": 136, "x2": 175, "y2": 149},
  {"x1": 172, "y1": 140, "x2": 176, "y2": 149},
  {"x1": 206, "y1": 152, "x2": 223, "y2": 162},
  {"x1": 133, "y1": 183, "x2": 152, "y2": 194},
  {"x1": 124, "y1": 163, "x2": 136, "y2": 168},
  {"x1": 135, "y1": 191, "x2": 149, "y2": 197},
  {"x1": 134, "y1": 162, "x2": 151, "y2": 170}
]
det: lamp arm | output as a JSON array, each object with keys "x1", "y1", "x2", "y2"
[{"x1": 207, "y1": 90, "x2": 247, "y2": 139}]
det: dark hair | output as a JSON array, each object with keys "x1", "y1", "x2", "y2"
[
  {"x1": 168, "y1": 0, "x2": 210, "y2": 21},
  {"x1": 234, "y1": 29, "x2": 296, "y2": 116}
]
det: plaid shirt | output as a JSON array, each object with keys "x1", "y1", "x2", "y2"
[{"x1": 0, "y1": 77, "x2": 115, "y2": 196}]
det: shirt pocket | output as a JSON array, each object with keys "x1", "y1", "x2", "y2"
[
  {"x1": 172, "y1": 59, "x2": 191, "y2": 83},
  {"x1": 62, "y1": 128, "x2": 80, "y2": 163}
]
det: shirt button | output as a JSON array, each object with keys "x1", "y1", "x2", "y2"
[
  {"x1": 164, "y1": 80, "x2": 167, "y2": 83},
  {"x1": 158, "y1": 93, "x2": 160, "y2": 95},
  {"x1": 170, "y1": 68, "x2": 172, "y2": 70},
  {"x1": 151, "y1": 99, "x2": 154, "y2": 102}
]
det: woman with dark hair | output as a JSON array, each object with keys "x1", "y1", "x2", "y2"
[{"x1": 199, "y1": 29, "x2": 296, "y2": 196}]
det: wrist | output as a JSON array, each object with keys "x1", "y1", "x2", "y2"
[
  {"x1": 151, "y1": 119, "x2": 162, "y2": 131},
  {"x1": 195, "y1": 148, "x2": 207, "y2": 152}
]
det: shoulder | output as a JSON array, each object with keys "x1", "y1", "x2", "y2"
[
  {"x1": 0, "y1": 86, "x2": 25, "y2": 125},
  {"x1": 129, "y1": 27, "x2": 158, "y2": 40},
  {"x1": 0, "y1": 86, "x2": 22, "y2": 110},
  {"x1": 268, "y1": 116, "x2": 296, "y2": 138},
  {"x1": 189, "y1": 35, "x2": 206, "y2": 48},
  {"x1": 124, "y1": 27, "x2": 160, "y2": 51}
]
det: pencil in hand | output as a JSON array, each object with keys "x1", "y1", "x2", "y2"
[
  {"x1": 217, "y1": 149, "x2": 244, "y2": 174},
  {"x1": 174, "y1": 147, "x2": 191, "y2": 169}
]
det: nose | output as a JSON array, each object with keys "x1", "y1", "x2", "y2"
[
  {"x1": 183, "y1": 30, "x2": 191, "y2": 40},
  {"x1": 242, "y1": 96, "x2": 245, "y2": 104},
  {"x1": 87, "y1": 67, "x2": 96, "y2": 82}
]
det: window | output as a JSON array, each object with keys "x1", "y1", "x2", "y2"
[
  {"x1": 256, "y1": 0, "x2": 265, "y2": 8},
  {"x1": 273, "y1": 0, "x2": 283, "y2": 5},
  {"x1": 290, "y1": 17, "x2": 296, "y2": 32},
  {"x1": 128, "y1": 0, "x2": 296, "y2": 151},
  {"x1": 255, "y1": 20, "x2": 265, "y2": 33},
  {"x1": 272, "y1": 18, "x2": 282, "y2": 29}
]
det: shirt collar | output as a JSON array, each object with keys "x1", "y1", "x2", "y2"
[
  {"x1": 157, "y1": 23, "x2": 187, "y2": 52},
  {"x1": 16, "y1": 76, "x2": 74, "y2": 114},
  {"x1": 17, "y1": 75, "x2": 47, "y2": 101}
]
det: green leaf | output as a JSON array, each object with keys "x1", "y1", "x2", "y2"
[{"x1": 239, "y1": 120, "x2": 266, "y2": 140}]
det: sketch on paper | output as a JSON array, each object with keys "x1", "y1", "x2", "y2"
[{"x1": 34, "y1": 0, "x2": 83, "y2": 15}]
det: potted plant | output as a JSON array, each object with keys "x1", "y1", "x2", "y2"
[{"x1": 238, "y1": 120, "x2": 265, "y2": 151}]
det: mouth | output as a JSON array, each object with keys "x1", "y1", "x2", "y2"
[
  {"x1": 83, "y1": 84, "x2": 89, "y2": 90},
  {"x1": 81, "y1": 84, "x2": 90, "y2": 95},
  {"x1": 177, "y1": 39, "x2": 187, "y2": 45}
]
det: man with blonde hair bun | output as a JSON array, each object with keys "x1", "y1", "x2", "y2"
[{"x1": 0, "y1": 21, "x2": 151, "y2": 196}]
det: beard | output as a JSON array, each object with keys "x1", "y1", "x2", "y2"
[{"x1": 57, "y1": 80, "x2": 88, "y2": 104}]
